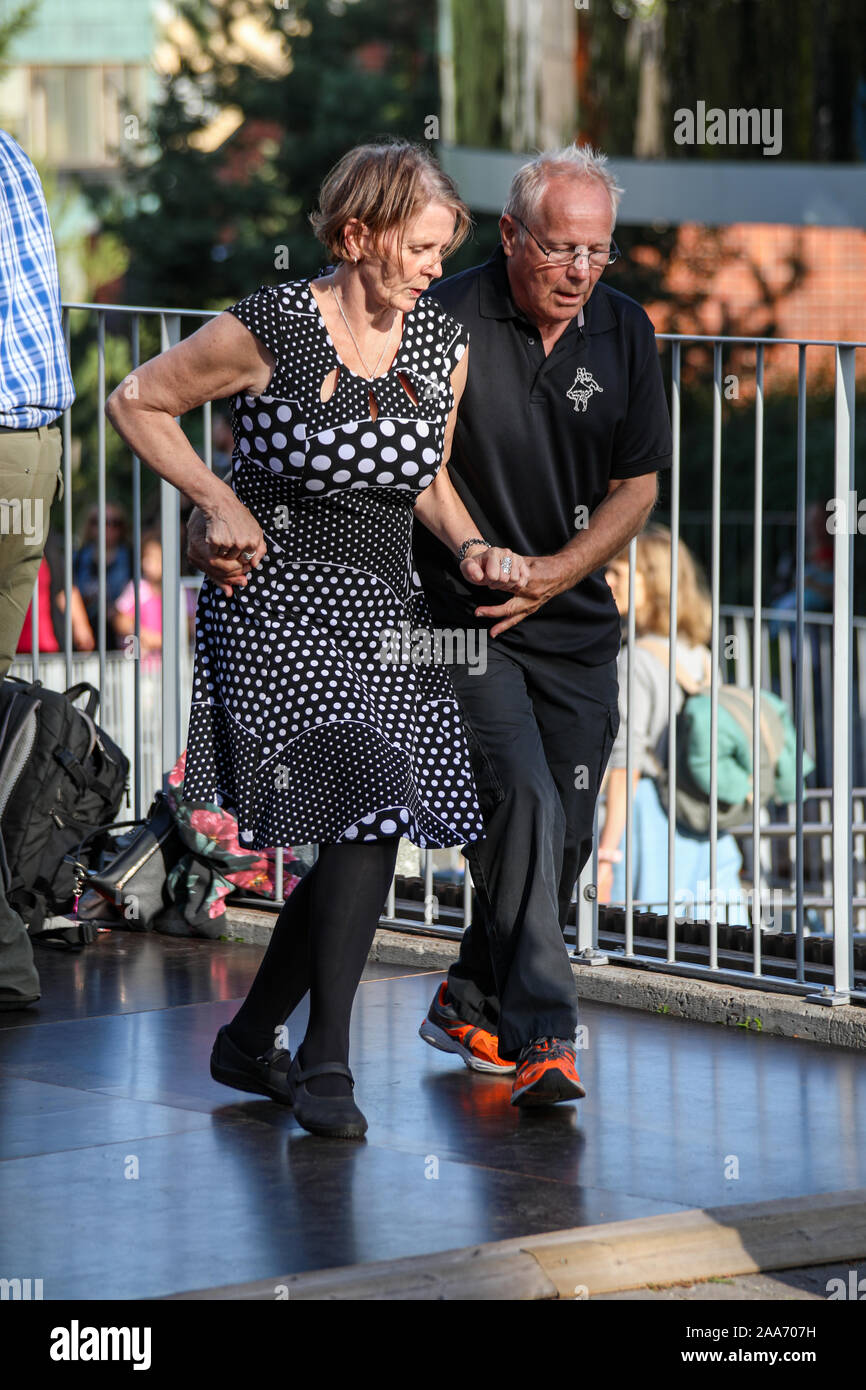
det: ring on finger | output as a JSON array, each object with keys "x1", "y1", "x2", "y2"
[{"x1": 501, "y1": 555, "x2": 513, "y2": 577}]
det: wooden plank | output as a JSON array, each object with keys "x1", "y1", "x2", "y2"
[
  {"x1": 164, "y1": 1187, "x2": 866, "y2": 1301},
  {"x1": 162, "y1": 1245, "x2": 557, "y2": 1302},
  {"x1": 525, "y1": 1188, "x2": 866, "y2": 1298}
]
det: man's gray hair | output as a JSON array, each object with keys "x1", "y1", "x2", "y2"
[{"x1": 503, "y1": 144, "x2": 624, "y2": 230}]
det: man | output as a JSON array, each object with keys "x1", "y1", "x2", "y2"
[
  {"x1": 0, "y1": 129, "x2": 75, "y2": 1007},
  {"x1": 412, "y1": 144, "x2": 671, "y2": 1105}
]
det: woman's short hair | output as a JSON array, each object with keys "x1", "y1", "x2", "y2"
[
  {"x1": 613, "y1": 523, "x2": 712, "y2": 646},
  {"x1": 309, "y1": 140, "x2": 472, "y2": 272}
]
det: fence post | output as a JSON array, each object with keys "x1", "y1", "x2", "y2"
[
  {"x1": 575, "y1": 798, "x2": 607, "y2": 964},
  {"x1": 809, "y1": 346, "x2": 855, "y2": 1003},
  {"x1": 666, "y1": 340, "x2": 681, "y2": 962},
  {"x1": 159, "y1": 314, "x2": 183, "y2": 779},
  {"x1": 751, "y1": 343, "x2": 764, "y2": 970},
  {"x1": 794, "y1": 346, "x2": 808, "y2": 978}
]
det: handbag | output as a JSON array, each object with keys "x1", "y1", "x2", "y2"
[{"x1": 78, "y1": 791, "x2": 185, "y2": 930}]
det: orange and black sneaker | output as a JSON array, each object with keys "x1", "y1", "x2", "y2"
[
  {"x1": 510, "y1": 1037, "x2": 586, "y2": 1107},
  {"x1": 419, "y1": 982, "x2": 516, "y2": 1074}
]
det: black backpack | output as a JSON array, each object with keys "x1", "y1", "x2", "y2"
[{"x1": 0, "y1": 675, "x2": 130, "y2": 946}]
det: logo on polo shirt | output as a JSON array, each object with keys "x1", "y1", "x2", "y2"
[{"x1": 566, "y1": 367, "x2": 603, "y2": 413}]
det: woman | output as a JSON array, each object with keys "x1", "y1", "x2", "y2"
[
  {"x1": 598, "y1": 524, "x2": 746, "y2": 923},
  {"x1": 105, "y1": 141, "x2": 529, "y2": 1139}
]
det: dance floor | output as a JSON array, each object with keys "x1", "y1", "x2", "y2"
[{"x1": 1, "y1": 931, "x2": 864, "y2": 1300}]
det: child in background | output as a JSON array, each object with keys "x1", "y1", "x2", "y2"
[
  {"x1": 598, "y1": 524, "x2": 747, "y2": 924},
  {"x1": 112, "y1": 528, "x2": 163, "y2": 668}
]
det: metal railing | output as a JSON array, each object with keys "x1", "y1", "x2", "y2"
[{"x1": 12, "y1": 306, "x2": 864, "y2": 1004}]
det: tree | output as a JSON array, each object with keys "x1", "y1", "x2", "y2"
[
  {"x1": 0, "y1": 0, "x2": 39, "y2": 69},
  {"x1": 86, "y1": 0, "x2": 442, "y2": 311}
]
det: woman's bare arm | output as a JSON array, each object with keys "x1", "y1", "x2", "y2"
[{"x1": 105, "y1": 313, "x2": 275, "y2": 562}]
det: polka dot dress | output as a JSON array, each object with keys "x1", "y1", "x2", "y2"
[{"x1": 182, "y1": 278, "x2": 486, "y2": 852}]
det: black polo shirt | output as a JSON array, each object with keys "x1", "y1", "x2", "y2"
[{"x1": 412, "y1": 244, "x2": 672, "y2": 663}]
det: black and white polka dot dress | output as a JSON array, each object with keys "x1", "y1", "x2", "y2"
[{"x1": 182, "y1": 278, "x2": 486, "y2": 853}]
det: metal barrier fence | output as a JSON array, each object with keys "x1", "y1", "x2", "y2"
[{"x1": 12, "y1": 306, "x2": 864, "y2": 1004}]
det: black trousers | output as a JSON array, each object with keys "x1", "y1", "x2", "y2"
[{"x1": 430, "y1": 616, "x2": 620, "y2": 1062}]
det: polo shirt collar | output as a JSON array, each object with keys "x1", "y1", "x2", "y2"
[{"x1": 478, "y1": 243, "x2": 617, "y2": 335}]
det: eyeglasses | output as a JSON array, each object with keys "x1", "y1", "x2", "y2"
[{"x1": 515, "y1": 218, "x2": 620, "y2": 269}]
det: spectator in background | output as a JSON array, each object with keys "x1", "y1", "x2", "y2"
[
  {"x1": 15, "y1": 531, "x2": 95, "y2": 655},
  {"x1": 112, "y1": 527, "x2": 163, "y2": 667},
  {"x1": 0, "y1": 127, "x2": 75, "y2": 1009},
  {"x1": 73, "y1": 503, "x2": 133, "y2": 646},
  {"x1": 598, "y1": 524, "x2": 746, "y2": 922},
  {"x1": 769, "y1": 500, "x2": 834, "y2": 624}
]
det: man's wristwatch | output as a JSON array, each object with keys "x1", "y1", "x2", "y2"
[{"x1": 456, "y1": 537, "x2": 492, "y2": 564}]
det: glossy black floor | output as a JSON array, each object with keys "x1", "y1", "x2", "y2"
[{"x1": 1, "y1": 929, "x2": 864, "y2": 1299}]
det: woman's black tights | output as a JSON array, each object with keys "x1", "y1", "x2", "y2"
[{"x1": 226, "y1": 838, "x2": 400, "y2": 1097}]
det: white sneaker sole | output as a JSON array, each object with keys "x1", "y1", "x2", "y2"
[{"x1": 418, "y1": 1018, "x2": 516, "y2": 1075}]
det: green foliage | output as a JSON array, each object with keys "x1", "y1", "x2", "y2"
[
  {"x1": 0, "y1": 0, "x2": 39, "y2": 67},
  {"x1": 581, "y1": 0, "x2": 866, "y2": 161},
  {"x1": 85, "y1": 0, "x2": 440, "y2": 311},
  {"x1": 450, "y1": 0, "x2": 506, "y2": 148},
  {"x1": 663, "y1": 0, "x2": 865, "y2": 162}
]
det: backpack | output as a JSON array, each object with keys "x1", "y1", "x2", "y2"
[
  {"x1": 0, "y1": 675, "x2": 130, "y2": 946},
  {"x1": 636, "y1": 637, "x2": 814, "y2": 834}
]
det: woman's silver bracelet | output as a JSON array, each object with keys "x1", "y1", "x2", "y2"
[{"x1": 456, "y1": 537, "x2": 492, "y2": 565}]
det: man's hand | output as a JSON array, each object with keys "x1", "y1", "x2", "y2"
[
  {"x1": 473, "y1": 554, "x2": 567, "y2": 638},
  {"x1": 186, "y1": 505, "x2": 257, "y2": 598}
]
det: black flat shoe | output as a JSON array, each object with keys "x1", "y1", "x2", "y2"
[
  {"x1": 288, "y1": 1057, "x2": 367, "y2": 1139},
  {"x1": 210, "y1": 1025, "x2": 294, "y2": 1106}
]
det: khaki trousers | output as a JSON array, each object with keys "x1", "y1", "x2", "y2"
[
  {"x1": 0, "y1": 422, "x2": 63, "y2": 1003},
  {"x1": 0, "y1": 423, "x2": 63, "y2": 678}
]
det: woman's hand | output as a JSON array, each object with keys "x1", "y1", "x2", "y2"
[
  {"x1": 186, "y1": 502, "x2": 265, "y2": 597},
  {"x1": 200, "y1": 491, "x2": 266, "y2": 564},
  {"x1": 459, "y1": 543, "x2": 529, "y2": 593}
]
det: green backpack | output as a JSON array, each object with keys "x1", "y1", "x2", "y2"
[{"x1": 636, "y1": 637, "x2": 815, "y2": 834}]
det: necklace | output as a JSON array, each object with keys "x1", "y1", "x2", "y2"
[{"x1": 330, "y1": 284, "x2": 399, "y2": 380}]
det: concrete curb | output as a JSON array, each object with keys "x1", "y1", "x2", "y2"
[{"x1": 224, "y1": 907, "x2": 866, "y2": 1049}]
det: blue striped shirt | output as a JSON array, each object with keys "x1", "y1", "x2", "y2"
[{"x1": 0, "y1": 129, "x2": 75, "y2": 428}]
